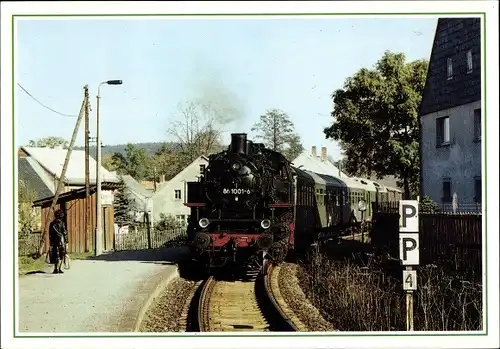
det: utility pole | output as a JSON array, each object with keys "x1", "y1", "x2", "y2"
[
  {"x1": 38, "y1": 87, "x2": 86, "y2": 256},
  {"x1": 84, "y1": 85, "x2": 91, "y2": 252}
]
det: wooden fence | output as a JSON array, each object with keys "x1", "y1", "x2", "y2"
[
  {"x1": 114, "y1": 227, "x2": 188, "y2": 251},
  {"x1": 371, "y1": 210, "x2": 482, "y2": 274}
]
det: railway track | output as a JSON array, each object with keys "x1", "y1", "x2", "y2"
[{"x1": 196, "y1": 266, "x2": 298, "y2": 332}]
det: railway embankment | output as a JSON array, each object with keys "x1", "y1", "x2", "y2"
[{"x1": 298, "y1": 238, "x2": 483, "y2": 331}]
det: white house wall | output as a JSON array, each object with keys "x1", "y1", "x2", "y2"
[
  {"x1": 420, "y1": 100, "x2": 482, "y2": 204},
  {"x1": 151, "y1": 156, "x2": 208, "y2": 224}
]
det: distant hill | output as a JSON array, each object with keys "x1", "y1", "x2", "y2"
[{"x1": 74, "y1": 142, "x2": 179, "y2": 157}]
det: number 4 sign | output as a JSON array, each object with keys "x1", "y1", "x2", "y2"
[{"x1": 403, "y1": 270, "x2": 417, "y2": 291}]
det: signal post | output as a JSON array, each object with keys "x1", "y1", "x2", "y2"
[{"x1": 399, "y1": 200, "x2": 420, "y2": 331}]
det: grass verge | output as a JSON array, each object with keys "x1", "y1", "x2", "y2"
[{"x1": 298, "y1": 243, "x2": 482, "y2": 331}]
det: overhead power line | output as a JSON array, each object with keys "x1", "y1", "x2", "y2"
[{"x1": 17, "y1": 83, "x2": 79, "y2": 117}]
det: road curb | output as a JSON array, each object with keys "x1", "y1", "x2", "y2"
[{"x1": 133, "y1": 266, "x2": 180, "y2": 332}]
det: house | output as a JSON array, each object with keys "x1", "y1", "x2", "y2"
[
  {"x1": 419, "y1": 18, "x2": 482, "y2": 207},
  {"x1": 151, "y1": 155, "x2": 209, "y2": 225},
  {"x1": 119, "y1": 174, "x2": 153, "y2": 222},
  {"x1": 19, "y1": 146, "x2": 121, "y2": 253},
  {"x1": 19, "y1": 146, "x2": 119, "y2": 192},
  {"x1": 292, "y1": 146, "x2": 349, "y2": 177}
]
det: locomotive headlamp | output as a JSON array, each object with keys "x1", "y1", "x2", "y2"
[
  {"x1": 199, "y1": 218, "x2": 210, "y2": 228},
  {"x1": 260, "y1": 219, "x2": 271, "y2": 230},
  {"x1": 231, "y1": 162, "x2": 241, "y2": 171}
]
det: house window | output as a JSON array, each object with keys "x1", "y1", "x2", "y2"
[
  {"x1": 474, "y1": 108, "x2": 481, "y2": 141},
  {"x1": 474, "y1": 177, "x2": 481, "y2": 203},
  {"x1": 442, "y1": 178, "x2": 452, "y2": 203},
  {"x1": 176, "y1": 215, "x2": 185, "y2": 223},
  {"x1": 199, "y1": 164, "x2": 206, "y2": 174},
  {"x1": 466, "y1": 50, "x2": 473, "y2": 74},
  {"x1": 447, "y1": 58, "x2": 453, "y2": 79},
  {"x1": 174, "y1": 189, "x2": 181, "y2": 200},
  {"x1": 436, "y1": 116, "x2": 450, "y2": 145}
]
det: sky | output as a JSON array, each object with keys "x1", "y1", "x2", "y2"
[{"x1": 16, "y1": 16, "x2": 438, "y2": 161}]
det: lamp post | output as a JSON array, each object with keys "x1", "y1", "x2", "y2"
[{"x1": 95, "y1": 79, "x2": 122, "y2": 256}]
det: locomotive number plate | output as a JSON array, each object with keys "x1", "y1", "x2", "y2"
[{"x1": 222, "y1": 188, "x2": 251, "y2": 195}]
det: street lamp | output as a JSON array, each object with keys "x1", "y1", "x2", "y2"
[{"x1": 95, "y1": 79, "x2": 122, "y2": 256}]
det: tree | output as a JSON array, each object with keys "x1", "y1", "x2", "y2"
[
  {"x1": 111, "y1": 144, "x2": 153, "y2": 181},
  {"x1": 151, "y1": 146, "x2": 185, "y2": 182},
  {"x1": 153, "y1": 213, "x2": 185, "y2": 232},
  {"x1": 419, "y1": 196, "x2": 440, "y2": 213},
  {"x1": 283, "y1": 133, "x2": 304, "y2": 162},
  {"x1": 113, "y1": 176, "x2": 137, "y2": 227},
  {"x1": 28, "y1": 136, "x2": 68, "y2": 149},
  {"x1": 166, "y1": 101, "x2": 225, "y2": 167},
  {"x1": 18, "y1": 180, "x2": 38, "y2": 237},
  {"x1": 323, "y1": 51, "x2": 428, "y2": 199},
  {"x1": 251, "y1": 109, "x2": 304, "y2": 160},
  {"x1": 101, "y1": 154, "x2": 118, "y2": 172}
]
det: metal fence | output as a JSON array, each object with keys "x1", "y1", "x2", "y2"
[
  {"x1": 114, "y1": 226, "x2": 188, "y2": 251},
  {"x1": 372, "y1": 201, "x2": 482, "y2": 215},
  {"x1": 371, "y1": 205, "x2": 482, "y2": 276}
]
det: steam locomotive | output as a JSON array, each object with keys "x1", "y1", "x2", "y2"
[{"x1": 184, "y1": 133, "x2": 355, "y2": 275}]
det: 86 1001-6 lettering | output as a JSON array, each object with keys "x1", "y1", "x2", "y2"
[{"x1": 222, "y1": 188, "x2": 251, "y2": 195}]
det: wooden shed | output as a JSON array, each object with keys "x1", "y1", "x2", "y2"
[{"x1": 33, "y1": 182, "x2": 120, "y2": 253}]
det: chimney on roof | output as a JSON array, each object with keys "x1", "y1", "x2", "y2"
[
  {"x1": 321, "y1": 146, "x2": 327, "y2": 162},
  {"x1": 311, "y1": 146, "x2": 317, "y2": 157}
]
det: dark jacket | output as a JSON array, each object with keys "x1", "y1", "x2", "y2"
[{"x1": 49, "y1": 218, "x2": 68, "y2": 247}]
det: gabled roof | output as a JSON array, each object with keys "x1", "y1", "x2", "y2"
[
  {"x1": 18, "y1": 157, "x2": 55, "y2": 201},
  {"x1": 151, "y1": 155, "x2": 209, "y2": 198},
  {"x1": 121, "y1": 175, "x2": 153, "y2": 198},
  {"x1": 21, "y1": 146, "x2": 119, "y2": 185},
  {"x1": 292, "y1": 151, "x2": 349, "y2": 178}
]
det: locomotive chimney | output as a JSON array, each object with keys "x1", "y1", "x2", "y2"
[
  {"x1": 311, "y1": 146, "x2": 317, "y2": 157},
  {"x1": 246, "y1": 140, "x2": 254, "y2": 154},
  {"x1": 321, "y1": 146, "x2": 327, "y2": 162},
  {"x1": 230, "y1": 133, "x2": 247, "y2": 155}
]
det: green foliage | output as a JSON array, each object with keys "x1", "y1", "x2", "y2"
[
  {"x1": 419, "y1": 196, "x2": 440, "y2": 213},
  {"x1": 153, "y1": 213, "x2": 185, "y2": 231},
  {"x1": 113, "y1": 176, "x2": 138, "y2": 227},
  {"x1": 101, "y1": 154, "x2": 118, "y2": 172},
  {"x1": 283, "y1": 133, "x2": 305, "y2": 162},
  {"x1": 151, "y1": 146, "x2": 186, "y2": 182},
  {"x1": 28, "y1": 136, "x2": 68, "y2": 149},
  {"x1": 111, "y1": 143, "x2": 153, "y2": 181},
  {"x1": 323, "y1": 51, "x2": 428, "y2": 199},
  {"x1": 18, "y1": 180, "x2": 37, "y2": 237},
  {"x1": 251, "y1": 109, "x2": 304, "y2": 160}
]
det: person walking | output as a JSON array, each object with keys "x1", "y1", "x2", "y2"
[{"x1": 49, "y1": 209, "x2": 69, "y2": 274}]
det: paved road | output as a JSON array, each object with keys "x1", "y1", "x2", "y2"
[{"x1": 17, "y1": 246, "x2": 189, "y2": 333}]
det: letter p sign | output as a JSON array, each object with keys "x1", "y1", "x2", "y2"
[
  {"x1": 399, "y1": 200, "x2": 419, "y2": 233},
  {"x1": 399, "y1": 233, "x2": 420, "y2": 265}
]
